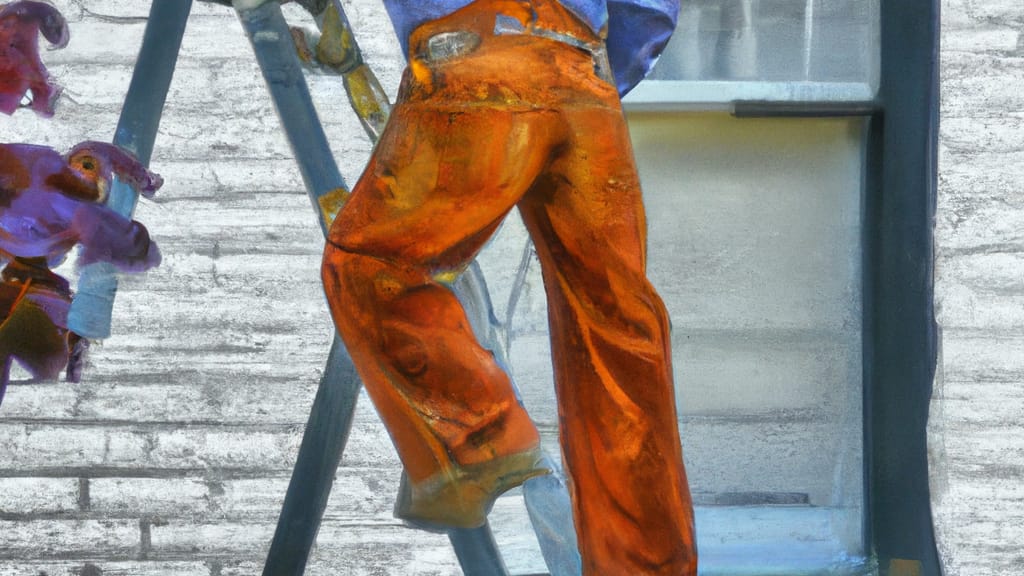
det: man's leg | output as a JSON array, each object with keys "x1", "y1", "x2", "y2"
[
  {"x1": 322, "y1": 103, "x2": 564, "y2": 529},
  {"x1": 519, "y1": 104, "x2": 698, "y2": 575}
]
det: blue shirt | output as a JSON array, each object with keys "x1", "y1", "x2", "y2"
[{"x1": 382, "y1": 0, "x2": 679, "y2": 95}]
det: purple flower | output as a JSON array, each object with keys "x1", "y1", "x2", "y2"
[
  {"x1": 0, "y1": 1, "x2": 69, "y2": 117},
  {"x1": 1, "y1": 141, "x2": 161, "y2": 401},
  {"x1": 0, "y1": 141, "x2": 162, "y2": 270}
]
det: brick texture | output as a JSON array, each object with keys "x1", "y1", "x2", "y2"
[
  {"x1": 0, "y1": 0, "x2": 1020, "y2": 574},
  {"x1": 930, "y1": 0, "x2": 1024, "y2": 574}
]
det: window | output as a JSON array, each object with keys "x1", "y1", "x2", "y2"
[
  {"x1": 632, "y1": 113, "x2": 867, "y2": 573},
  {"x1": 602, "y1": 1, "x2": 939, "y2": 573}
]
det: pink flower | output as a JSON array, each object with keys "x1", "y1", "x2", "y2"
[{"x1": 0, "y1": 1, "x2": 69, "y2": 117}]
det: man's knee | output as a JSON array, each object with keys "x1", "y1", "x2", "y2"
[
  {"x1": 321, "y1": 243, "x2": 422, "y2": 314},
  {"x1": 321, "y1": 243, "x2": 370, "y2": 315}
]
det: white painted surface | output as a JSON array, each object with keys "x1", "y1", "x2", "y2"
[
  {"x1": 929, "y1": 0, "x2": 1024, "y2": 575},
  {"x1": 0, "y1": 0, "x2": 1020, "y2": 574}
]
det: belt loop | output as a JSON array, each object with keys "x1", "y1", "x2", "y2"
[
  {"x1": 423, "y1": 30, "x2": 482, "y2": 63},
  {"x1": 591, "y1": 44, "x2": 614, "y2": 86},
  {"x1": 494, "y1": 13, "x2": 525, "y2": 35}
]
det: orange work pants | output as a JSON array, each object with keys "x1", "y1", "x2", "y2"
[{"x1": 321, "y1": 1, "x2": 696, "y2": 573}]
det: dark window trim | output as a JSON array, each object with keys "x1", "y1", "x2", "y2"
[
  {"x1": 863, "y1": 0, "x2": 941, "y2": 574},
  {"x1": 645, "y1": 0, "x2": 942, "y2": 572}
]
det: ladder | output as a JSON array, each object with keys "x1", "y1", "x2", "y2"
[{"x1": 66, "y1": 2, "x2": 580, "y2": 574}]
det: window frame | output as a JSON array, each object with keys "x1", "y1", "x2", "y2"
[{"x1": 621, "y1": 0, "x2": 941, "y2": 573}]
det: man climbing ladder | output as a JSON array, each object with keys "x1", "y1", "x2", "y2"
[{"x1": 321, "y1": 1, "x2": 697, "y2": 574}]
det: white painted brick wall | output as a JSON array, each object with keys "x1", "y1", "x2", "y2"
[
  {"x1": 0, "y1": 0, "x2": 1021, "y2": 574},
  {"x1": 930, "y1": 0, "x2": 1024, "y2": 575}
]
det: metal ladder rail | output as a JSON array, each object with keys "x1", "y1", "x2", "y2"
[{"x1": 67, "y1": 0, "x2": 194, "y2": 339}]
